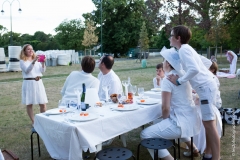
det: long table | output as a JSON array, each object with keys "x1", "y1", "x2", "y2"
[{"x1": 34, "y1": 97, "x2": 162, "y2": 160}]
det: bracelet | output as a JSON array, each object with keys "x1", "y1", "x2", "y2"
[
  {"x1": 32, "y1": 62, "x2": 35, "y2": 65},
  {"x1": 176, "y1": 79, "x2": 181, "y2": 85}
]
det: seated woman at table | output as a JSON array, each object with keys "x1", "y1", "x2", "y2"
[
  {"x1": 61, "y1": 56, "x2": 100, "y2": 102},
  {"x1": 153, "y1": 63, "x2": 165, "y2": 88},
  {"x1": 141, "y1": 48, "x2": 201, "y2": 160}
]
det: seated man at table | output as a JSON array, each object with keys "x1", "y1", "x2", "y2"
[
  {"x1": 97, "y1": 54, "x2": 123, "y2": 101},
  {"x1": 61, "y1": 56, "x2": 100, "y2": 102}
]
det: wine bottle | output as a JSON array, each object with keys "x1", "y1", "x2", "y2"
[{"x1": 81, "y1": 83, "x2": 86, "y2": 111}]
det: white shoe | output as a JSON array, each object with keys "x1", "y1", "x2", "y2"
[{"x1": 183, "y1": 150, "x2": 200, "y2": 157}]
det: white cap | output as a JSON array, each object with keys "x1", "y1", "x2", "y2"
[{"x1": 160, "y1": 48, "x2": 185, "y2": 76}]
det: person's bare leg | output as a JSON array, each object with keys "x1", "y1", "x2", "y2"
[
  {"x1": 39, "y1": 104, "x2": 46, "y2": 113},
  {"x1": 203, "y1": 120, "x2": 220, "y2": 160},
  {"x1": 204, "y1": 132, "x2": 211, "y2": 154},
  {"x1": 26, "y1": 104, "x2": 34, "y2": 126}
]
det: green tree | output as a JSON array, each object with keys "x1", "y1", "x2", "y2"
[
  {"x1": 138, "y1": 22, "x2": 149, "y2": 54},
  {"x1": 151, "y1": 29, "x2": 170, "y2": 49},
  {"x1": 90, "y1": 0, "x2": 145, "y2": 56},
  {"x1": 54, "y1": 19, "x2": 85, "y2": 50},
  {"x1": 222, "y1": 0, "x2": 240, "y2": 50},
  {"x1": 82, "y1": 19, "x2": 98, "y2": 55}
]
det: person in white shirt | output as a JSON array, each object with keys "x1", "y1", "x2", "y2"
[
  {"x1": 20, "y1": 44, "x2": 48, "y2": 127},
  {"x1": 61, "y1": 56, "x2": 100, "y2": 102},
  {"x1": 209, "y1": 61, "x2": 222, "y2": 109},
  {"x1": 98, "y1": 55, "x2": 123, "y2": 101},
  {"x1": 141, "y1": 48, "x2": 201, "y2": 160},
  {"x1": 167, "y1": 25, "x2": 220, "y2": 160},
  {"x1": 153, "y1": 63, "x2": 165, "y2": 88},
  {"x1": 224, "y1": 50, "x2": 237, "y2": 74}
]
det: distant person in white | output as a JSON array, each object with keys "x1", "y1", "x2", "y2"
[
  {"x1": 224, "y1": 50, "x2": 238, "y2": 74},
  {"x1": 98, "y1": 55, "x2": 123, "y2": 101},
  {"x1": 141, "y1": 48, "x2": 201, "y2": 160},
  {"x1": 61, "y1": 56, "x2": 100, "y2": 102},
  {"x1": 153, "y1": 63, "x2": 165, "y2": 88},
  {"x1": 167, "y1": 25, "x2": 220, "y2": 160}
]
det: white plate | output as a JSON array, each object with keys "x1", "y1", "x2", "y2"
[
  {"x1": 112, "y1": 105, "x2": 139, "y2": 111},
  {"x1": 137, "y1": 96, "x2": 149, "y2": 99},
  {"x1": 69, "y1": 113, "x2": 98, "y2": 122},
  {"x1": 45, "y1": 108, "x2": 71, "y2": 115},
  {"x1": 136, "y1": 98, "x2": 160, "y2": 105},
  {"x1": 151, "y1": 88, "x2": 161, "y2": 92}
]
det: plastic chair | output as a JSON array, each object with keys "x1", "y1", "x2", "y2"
[
  {"x1": 31, "y1": 128, "x2": 41, "y2": 160},
  {"x1": 94, "y1": 147, "x2": 136, "y2": 160},
  {"x1": 137, "y1": 138, "x2": 176, "y2": 160}
]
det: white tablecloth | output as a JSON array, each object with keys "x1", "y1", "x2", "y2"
[
  {"x1": 34, "y1": 97, "x2": 162, "y2": 160},
  {"x1": 144, "y1": 91, "x2": 161, "y2": 99}
]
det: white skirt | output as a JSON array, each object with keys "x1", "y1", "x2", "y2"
[{"x1": 22, "y1": 79, "x2": 48, "y2": 105}]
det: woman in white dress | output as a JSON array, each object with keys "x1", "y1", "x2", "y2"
[
  {"x1": 19, "y1": 44, "x2": 48, "y2": 126},
  {"x1": 141, "y1": 48, "x2": 201, "y2": 160}
]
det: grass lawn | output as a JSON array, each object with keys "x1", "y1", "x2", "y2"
[{"x1": 0, "y1": 56, "x2": 239, "y2": 160}]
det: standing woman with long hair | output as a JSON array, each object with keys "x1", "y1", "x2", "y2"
[{"x1": 19, "y1": 44, "x2": 48, "y2": 127}]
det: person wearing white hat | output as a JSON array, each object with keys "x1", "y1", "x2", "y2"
[
  {"x1": 141, "y1": 48, "x2": 201, "y2": 160},
  {"x1": 167, "y1": 25, "x2": 220, "y2": 160}
]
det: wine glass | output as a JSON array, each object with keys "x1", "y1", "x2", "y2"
[
  {"x1": 74, "y1": 88, "x2": 82, "y2": 107},
  {"x1": 69, "y1": 99, "x2": 78, "y2": 112},
  {"x1": 131, "y1": 85, "x2": 137, "y2": 96},
  {"x1": 102, "y1": 85, "x2": 110, "y2": 103},
  {"x1": 117, "y1": 93, "x2": 125, "y2": 104},
  {"x1": 58, "y1": 100, "x2": 67, "y2": 117},
  {"x1": 138, "y1": 88, "x2": 144, "y2": 99},
  {"x1": 122, "y1": 80, "x2": 129, "y2": 98}
]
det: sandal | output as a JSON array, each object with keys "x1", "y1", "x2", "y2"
[{"x1": 183, "y1": 148, "x2": 200, "y2": 157}]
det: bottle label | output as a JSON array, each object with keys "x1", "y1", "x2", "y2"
[{"x1": 81, "y1": 102, "x2": 86, "y2": 111}]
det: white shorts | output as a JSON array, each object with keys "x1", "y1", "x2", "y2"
[{"x1": 195, "y1": 81, "x2": 217, "y2": 121}]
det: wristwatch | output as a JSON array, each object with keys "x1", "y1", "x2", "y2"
[{"x1": 176, "y1": 79, "x2": 181, "y2": 85}]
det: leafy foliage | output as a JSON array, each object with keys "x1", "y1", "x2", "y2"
[
  {"x1": 138, "y1": 21, "x2": 149, "y2": 52},
  {"x1": 82, "y1": 20, "x2": 98, "y2": 48},
  {"x1": 91, "y1": 0, "x2": 146, "y2": 55},
  {"x1": 54, "y1": 19, "x2": 85, "y2": 51}
]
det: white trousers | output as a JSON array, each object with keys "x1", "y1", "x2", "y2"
[{"x1": 140, "y1": 119, "x2": 181, "y2": 159}]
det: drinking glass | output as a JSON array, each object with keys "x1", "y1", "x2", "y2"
[
  {"x1": 58, "y1": 100, "x2": 67, "y2": 116},
  {"x1": 122, "y1": 80, "x2": 129, "y2": 98},
  {"x1": 131, "y1": 85, "x2": 137, "y2": 96},
  {"x1": 74, "y1": 88, "x2": 82, "y2": 107},
  {"x1": 102, "y1": 85, "x2": 110, "y2": 103},
  {"x1": 69, "y1": 100, "x2": 78, "y2": 110},
  {"x1": 117, "y1": 93, "x2": 125, "y2": 104},
  {"x1": 138, "y1": 88, "x2": 144, "y2": 99}
]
